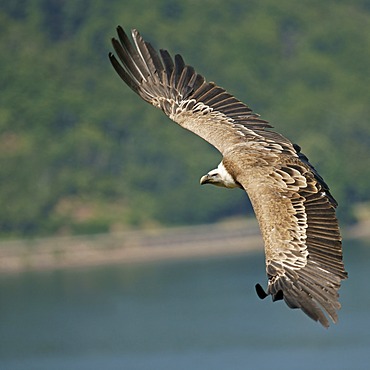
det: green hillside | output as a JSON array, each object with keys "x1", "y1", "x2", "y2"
[{"x1": 1, "y1": 0, "x2": 370, "y2": 237}]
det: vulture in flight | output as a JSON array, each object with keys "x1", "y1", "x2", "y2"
[{"x1": 109, "y1": 27, "x2": 347, "y2": 328}]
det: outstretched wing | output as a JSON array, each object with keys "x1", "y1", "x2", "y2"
[
  {"x1": 237, "y1": 153, "x2": 347, "y2": 328},
  {"x1": 109, "y1": 27, "x2": 347, "y2": 327},
  {"x1": 109, "y1": 27, "x2": 296, "y2": 157}
]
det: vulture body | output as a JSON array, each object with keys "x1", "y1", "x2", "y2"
[{"x1": 109, "y1": 27, "x2": 347, "y2": 327}]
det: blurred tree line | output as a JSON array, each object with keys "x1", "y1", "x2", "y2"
[{"x1": 1, "y1": 0, "x2": 370, "y2": 237}]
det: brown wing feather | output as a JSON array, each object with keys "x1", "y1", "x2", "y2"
[
  {"x1": 233, "y1": 153, "x2": 347, "y2": 328},
  {"x1": 109, "y1": 27, "x2": 296, "y2": 155},
  {"x1": 109, "y1": 27, "x2": 347, "y2": 327}
]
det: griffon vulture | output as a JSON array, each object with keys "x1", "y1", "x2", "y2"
[{"x1": 108, "y1": 27, "x2": 347, "y2": 327}]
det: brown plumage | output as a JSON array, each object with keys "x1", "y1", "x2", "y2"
[{"x1": 109, "y1": 27, "x2": 347, "y2": 328}]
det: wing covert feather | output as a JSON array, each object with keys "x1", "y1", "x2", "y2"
[{"x1": 234, "y1": 154, "x2": 347, "y2": 328}]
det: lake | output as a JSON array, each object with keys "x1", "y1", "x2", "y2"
[{"x1": 0, "y1": 240, "x2": 369, "y2": 370}]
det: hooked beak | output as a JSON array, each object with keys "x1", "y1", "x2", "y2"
[{"x1": 200, "y1": 174, "x2": 211, "y2": 185}]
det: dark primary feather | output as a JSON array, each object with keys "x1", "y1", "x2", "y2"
[
  {"x1": 109, "y1": 27, "x2": 272, "y2": 131},
  {"x1": 293, "y1": 143, "x2": 337, "y2": 206},
  {"x1": 109, "y1": 27, "x2": 347, "y2": 327}
]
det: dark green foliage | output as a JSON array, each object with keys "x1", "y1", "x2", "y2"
[{"x1": 1, "y1": 0, "x2": 369, "y2": 237}]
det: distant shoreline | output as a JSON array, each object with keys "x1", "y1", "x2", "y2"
[
  {"x1": 0, "y1": 219, "x2": 367, "y2": 274},
  {"x1": 0, "y1": 220, "x2": 263, "y2": 274}
]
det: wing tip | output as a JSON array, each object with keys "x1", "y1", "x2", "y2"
[
  {"x1": 256, "y1": 279, "x2": 342, "y2": 328},
  {"x1": 255, "y1": 283, "x2": 268, "y2": 299}
]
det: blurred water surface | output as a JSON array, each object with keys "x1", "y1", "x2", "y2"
[{"x1": 0, "y1": 240, "x2": 369, "y2": 370}]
